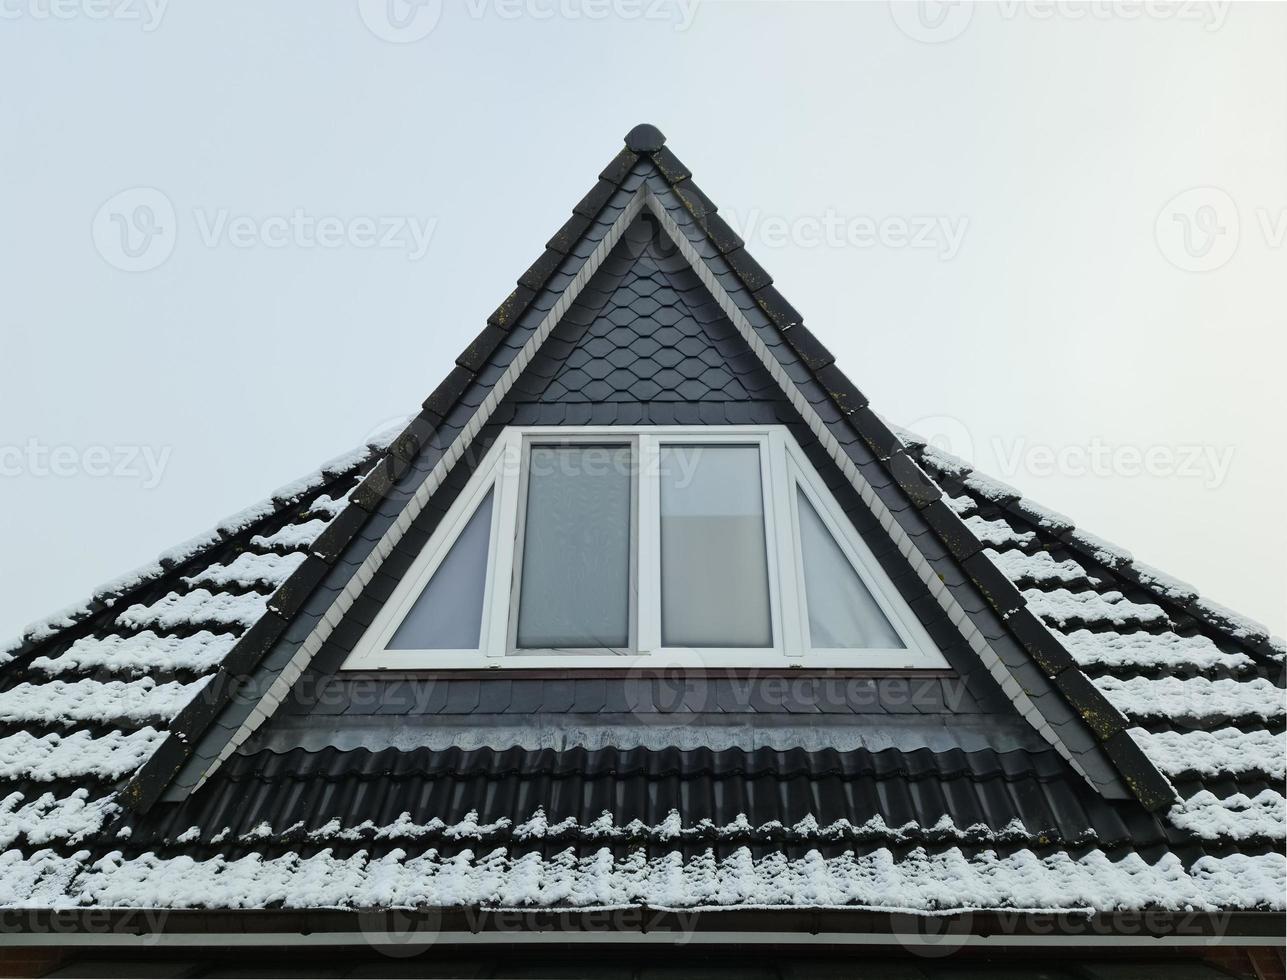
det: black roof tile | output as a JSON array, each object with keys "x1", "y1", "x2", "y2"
[{"x1": 128, "y1": 743, "x2": 1160, "y2": 856}]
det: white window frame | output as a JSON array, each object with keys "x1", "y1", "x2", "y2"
[{"x1": 342, "y1": 425, "x2": 948, "y2": 671}]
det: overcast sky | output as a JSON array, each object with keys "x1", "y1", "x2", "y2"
[{"x1": 1, "y1": 1, "x2": 1283, "y2": 639}]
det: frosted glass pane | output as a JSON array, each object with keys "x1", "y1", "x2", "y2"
[
  {"x1": 660, "y1": 445, "x2": 772, "y2": 647},
  {"x1": 797, "y1": 489, "x2": 903, "y2": 650},
  {"x1": 517, "y1": 446, "x2": 632, "y2": 649},
  {"x1": 387, "y1": 489, "x2": 493, "y2": 650}
]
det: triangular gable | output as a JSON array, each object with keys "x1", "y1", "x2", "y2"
[
  {"x1": 2, "y1": 126, "x2": 1283, "y2": 921},
  {"x1": 159, "y1": 125, "x2": 1176, "y2": 812}
]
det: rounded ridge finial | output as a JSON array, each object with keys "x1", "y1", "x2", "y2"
[{"x1": 624, "y1": 123, "x2": 666, "y2": 152}]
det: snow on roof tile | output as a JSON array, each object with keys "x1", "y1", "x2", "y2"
[
  {"x1": 32, "y1": 630, "x2": 240, "y2": 678},
  {"x1": 115, "y1": 589, "x2": 268, "y2": 633},
  {"x1": 1130, "y1": 728, "x2": 1285, "y2": 780},
  {"x1": 249, "y1": 519, "x2": 330, "y2": 551},
  {"x1": 181, "y1": 551, "x2": 307, "y2": 591},
  {"x1": 0, "y1": 676, "x2": 211, "y2": 726},
  {"x1": 178, "y1": 807, "x2": 1068, "y2": 851},
  {"x1": 1022, "y1": 588, "x2": 1169, "y2": 630},
  {"x1": 1059, "y1": 629, "x2": 1254, "y2": 674},
  {"x1": 963, "y1": 515, "x2": 1035, "y2": 549},
  {"x1": 0, "y1": 789, "x2": 120, "y2": 850},
  {"x1": 1167, "y1": 790, "x2": 1285, "y2": 841},
  {"x1": 1094, "y1": 676, "x2": 1285, "y2": 723},
  {"x1": 19, "y1": 844, "x2": 1285, "y2": 913},
  {"x1": 0, "y1": 729, "x2": 166, "y2": 782},
  {"x1": 985, "y1": 549, "x2": 1096, "y2": 588}
]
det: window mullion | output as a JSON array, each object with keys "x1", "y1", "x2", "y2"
[
  {"x1": 636, "y1": 433, "x2": 661, "y2": 654},
  {"x1": 485, "y1": 431, "x2": 522, "y2": 663},
  {"x1": 769, "y1": 430, "x2": 805, "y2": 660}
]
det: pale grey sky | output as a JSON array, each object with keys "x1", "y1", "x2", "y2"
[{"x1": 1, "y1": 1, "x2": 1283, "y2": 638}]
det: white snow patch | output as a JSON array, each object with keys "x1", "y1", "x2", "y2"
[
  {"x1": 964, "y1": 516, "x2": 1035, "y2": 549},
  {"x1": 918, "y1": 443, "x2": 971, "y2": 481},
  {"x1": 1012, "y1": 498, "x2": 1074, "y2": 534},
  {"x1": 1065, "y1": 529, "x2": 1133, "y2": 568},
  {"x1": 0, "y1": 789, "x2": 119, "y2": 849},
  {"x1": 18, "y1": 604, "x2": 91, "y2": 646},
  {"x1": 58, "y1": 846, "x2": 1287, "y2": 913},
  {"x1": 0, "y1": 676, "x2": 211, "y2": 725},
  {"x1": 1059, "y1": 630, "x2": 1254, "y2": 673},
  {"x1": 197, "y1": 809, "x2": 1072, "y2": 849},
  {"x1": 309, "y1": 489, "x2": 354, "y2": 519},
  {"x1": 181, "y1": 551, "x2": 306, "y2": 590},
  {"x1": 1191, "y1": 597, "x2": 1272, "y2": 647},
  {"x1": 1094, "y1": 676, "x2": 1285, "y2": 722},
  {"x1": 1132, "y1": 728, "x2": 1286, "y2": 779},
  {"x1": 987, "y1": 549, "x2": 1093, "y2": 587},
  {"x1": 1023, "y1": 589, "x2": 1169, "y2": 629},
  {"x1": 0, "y1": 729, "x2": 165, "y2": 782},
  {"x1": 31, "y1": 630, "x2": 238, "y2": 677},
  {"x1": 944, "y1": 494, "x2": 976, "y2": 517},
  {"x1": 116, "y1": 589, "x2": 267, "y2": 632},
  {"x1": 251, "y1": 520, "x2": 330, "y2": 551},
  {"x1": 1168, "y1": 790, "x2": 1286, "y2": 841},
  {"x1": 0, "y1": 849, "x2": 87, "y2": 908},
  {"x1": 961, "y1": 471, "x2": 1020, "y2": 505},
  {"x1": 1132, "y1": 563, "x2": 1199, "y2": 604}
]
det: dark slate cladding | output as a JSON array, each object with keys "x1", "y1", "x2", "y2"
[
  {"x1": 273, "y1": 673, "x2": 1005, "y2": 719},
  {"x1": 124, "y1": 745, "x2": 1172, "y2": 861},
  {"x1": 515, "y1": 213, "x2": 776, "y2": 406}
]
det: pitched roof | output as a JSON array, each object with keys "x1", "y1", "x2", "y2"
[{"x1": 1, "y1": 125, "x2": 1282, "y2": 928}]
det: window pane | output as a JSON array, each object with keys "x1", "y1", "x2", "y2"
[
  {"x1": 388, "y1": 489, "x2": 493, "y2": 650},
  {"x1": 516, "y1": 445, "x2": 632, "y2": 649},
  {"x1": 797, "y1": 488, "x2": 903, "y2": 649},
  {"x1": 660, "y1": 445, "x2": 772, "y2": 647}
]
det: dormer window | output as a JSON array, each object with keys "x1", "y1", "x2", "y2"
[{"x1": 343, "y1": 425, "x2": 945, "y2": 670}]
